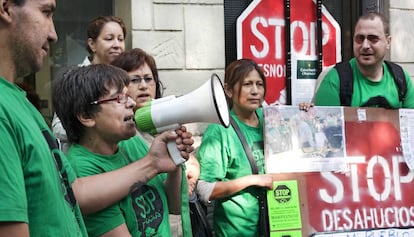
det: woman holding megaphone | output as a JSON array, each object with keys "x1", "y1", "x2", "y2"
[
  {"x1": 196, "y1": 59, "x2": 274, "y2": 237},
  {"x1": 53, "y1": 64, "x2": 195, "y2": 237},
  {"x1": 112, "y1": 48, "x2": 201, "y2": 237}
]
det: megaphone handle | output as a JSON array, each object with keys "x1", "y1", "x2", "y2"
[{"x1": 167, "y1": 141, "x2": 187, "y2": 166}]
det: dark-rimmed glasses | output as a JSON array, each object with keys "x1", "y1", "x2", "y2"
[
  {"x1": 90, "y1": 93, "x2": 131, "y2": 105},
  {"x1": 354, "y1": 34, "x2": 386, "y2": 44},
  {"x1": 130, "y1": 76, "x2": 155, "y2": 85}
]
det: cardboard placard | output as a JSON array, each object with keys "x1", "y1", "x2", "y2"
[{"x1": 264, "y1": 106, "x2": 414, "y2": 236}]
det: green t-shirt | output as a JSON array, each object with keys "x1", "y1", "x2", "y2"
[
  {"x1": 67, "y1": 136, "x2": 172, "y2": 237},
  {"x1": 314, "y1": 58, "x2": 414, "y2": 108},
  {"x1": 0, "y1": 78, "x2": 87, "y2": 237},
  {"x1": 197, "y1": 109, "x2": 265, "y2": 237}
]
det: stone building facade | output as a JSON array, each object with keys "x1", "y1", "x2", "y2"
[
  {"x1": 115, "y1": 0, "x2": 225, "y2": 97},
  {"x1": 389, "y1": 1, "x2": 414, "y2": 77}
]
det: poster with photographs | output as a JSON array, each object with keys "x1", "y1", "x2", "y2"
[{"x1": 264, "y1": 105, "x2": 347, "y2": 173}]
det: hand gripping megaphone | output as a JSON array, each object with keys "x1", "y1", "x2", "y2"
[{"x1": 134, "y1": 73, "x2": 230, "y2": 165}]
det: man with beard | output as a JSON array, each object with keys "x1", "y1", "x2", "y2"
[{"x1": 0, "y1": 0, "x2": 194, "y2": 236}]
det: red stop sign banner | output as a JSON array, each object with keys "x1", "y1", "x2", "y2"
[
  {"x1": 264, "y1": 107, "x2": 414, "y2": 236},
  {"x1": 237, "y1": 0, "x2": 341, "y2": 104}
]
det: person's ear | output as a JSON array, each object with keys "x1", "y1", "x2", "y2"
[
  {"x1": 386, "y1": 35, "x2": 391, "y2": 50},
  {"x1": 87, "y1": 38, "x2": 96, "y2": 54},
  {"x1": 77, "y1": 113, "x2": 96, "y2": 128},
  {"x1": 0, "y1": 0, "x2": 14, "y2": 24}
]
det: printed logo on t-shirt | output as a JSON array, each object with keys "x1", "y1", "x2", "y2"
[{"x1": 131, "y1": 184, "x2": 164, "y2": 236}]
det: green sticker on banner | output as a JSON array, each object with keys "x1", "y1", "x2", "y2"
[
  {"x1": 267, "y1": 180, "x2": 302, "y2": 231},
  {"x1": 270, "y1": 230, "x2": 302, "y2": 237}
]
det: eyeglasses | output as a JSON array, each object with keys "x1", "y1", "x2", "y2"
[
  {"x1": 354, "y1": 34, "x2": 385, "y2": 44},
  {"x1": 90, "y1": 93, "x2": 131, "y2": 105},
  {"x1": 130, "y1": 76, "x2": 155, "y2": 85}
]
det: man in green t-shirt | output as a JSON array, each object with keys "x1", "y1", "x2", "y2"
[
  {"x1": 313, "y1": 12, "x2": 414, "y2": 109},
  {"x1": 0, "y1": 1, "x2": 193, "y2": 236}
]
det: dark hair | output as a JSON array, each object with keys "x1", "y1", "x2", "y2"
[
  {"x1": 224, "y1": 58, "x2": 266, "y2": 108},
  {"x1": 111, "y1": 48, "x2": 164, "y2": 98},
  {"x1": 86, "y1": 15, "x2": 127, "y2": 57},
  {"x1": 357, "y1": 12, "x2": 390, "y2": 35},
  {"x1": 52, "y1": 64, "x2": 129, "y2": 144}
]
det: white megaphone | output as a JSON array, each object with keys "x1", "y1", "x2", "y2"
[{"x1": 135, "y1": 73, "x2": 230, "y2": 165}]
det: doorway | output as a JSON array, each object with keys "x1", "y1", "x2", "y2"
[{"x1": 26, "y1": 0, "x2": 112, "y2": 124}]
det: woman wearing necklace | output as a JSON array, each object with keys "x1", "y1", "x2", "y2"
[
  {"x1": 52, "y1": 64, "x2": 194, "y2": 237},
  {"x1": 196, "y1": 59, "x2": 274, "y2": 237}
]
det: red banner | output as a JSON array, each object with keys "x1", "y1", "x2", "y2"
[{"x1": 265, "y1": 107, "x2": 414, "y2": 236}]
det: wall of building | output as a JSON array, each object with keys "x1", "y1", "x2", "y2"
[
  {"x1": 116, "y1": 0, "x2": 226, "y2": 97},
  {"x1": 389, "y1": 0, "x2": 414, "y2": 78}
]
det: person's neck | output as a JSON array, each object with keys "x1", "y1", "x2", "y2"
[
  {"x1": 0, "y1": 59, "x2": 17, "y2": 83},
  {"x1": 358, "y1": 63, "x2": 384, "y2": 82},
  {"x1": 91, "y1": 57, "x2": 106, "y2": 65},
  {"x1": 233, "y1": 107, "x2": 259, "y2": 127},
  {"x1": 79, "y1": 133, "x2": 119, "y2": 155}
]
